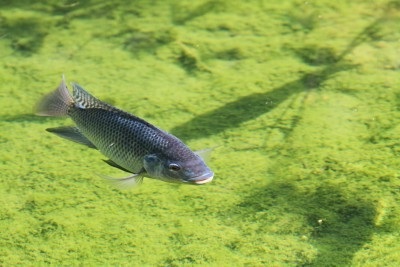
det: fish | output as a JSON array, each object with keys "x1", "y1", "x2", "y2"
[{"x1": 36, "y1": 77, "x2": 214, "y2": 188}]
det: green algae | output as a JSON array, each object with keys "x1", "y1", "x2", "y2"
[{"x1": 1, "y1": 0, "x2": 400, "y2": 265}]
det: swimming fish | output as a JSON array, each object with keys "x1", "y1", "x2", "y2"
[{"x1": 36, "y1": 77, "x2": 214, "y2": 188}]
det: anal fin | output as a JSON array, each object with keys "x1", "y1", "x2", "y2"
[{"x1": 46, "y1": 126, "x2": 97, "y2": 149}]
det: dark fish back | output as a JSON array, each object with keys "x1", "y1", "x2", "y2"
[{"x1": 37, "y1": 78, "x2": 214, "y2": 186}]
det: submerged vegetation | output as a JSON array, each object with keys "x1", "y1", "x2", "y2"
[{"x1": 1, "y1": 0, "x2": 400, "y2": 265}]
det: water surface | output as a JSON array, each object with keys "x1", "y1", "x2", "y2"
[{"x1": 1, "y1": 1, "x2": 400, "y2": 265}]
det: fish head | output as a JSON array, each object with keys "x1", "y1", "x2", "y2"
[{"x1": 143, "y1": 152, "x2": 214, "y2": 185}]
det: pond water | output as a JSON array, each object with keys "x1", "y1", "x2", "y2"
[{"x1": 1, "y1": 0, "x2": 400, "y2": 265}]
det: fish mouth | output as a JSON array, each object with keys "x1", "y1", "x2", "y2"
[{"x1": 187, "y1": 172, "x2": 214, "y2": 185}]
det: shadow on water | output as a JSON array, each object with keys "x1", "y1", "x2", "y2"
[
  {"x1": 0, "y1": 9, "x2": 51, "y2": 56},
  {"x1": 171, "y1": 64, "x2": 352, "y2": 141},
  {"x1": 170, "y1": 15, "x2": 388, "y2": 141},
  {"x1": 0, "y1": 113, "x2": 55, "y2": 123},
  {"x1": 208, "y1": 13, "x2": 389, "y2": 266},
  {"x1": 229, "y1": 181, "x2": 377, "y2": 266}
]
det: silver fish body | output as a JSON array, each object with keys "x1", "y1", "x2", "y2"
[{"x1": 36, "y1": 78, "x2": 214, "y2": 187}]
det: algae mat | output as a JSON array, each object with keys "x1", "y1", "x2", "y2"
[{"x1": 1, "y1": 0, "x2": 400, "y2": 266}]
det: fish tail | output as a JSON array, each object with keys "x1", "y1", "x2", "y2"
[{"x1": 36, "y1": 76, "x2": 74, "y2": 116}]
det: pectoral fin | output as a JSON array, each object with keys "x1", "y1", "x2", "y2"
[
  {"x1": 195, "y1": 147, "x2": 217, "y2": 163},
  {"x1": 46, "y1": 126, "x2": 97, "y2": 149}
]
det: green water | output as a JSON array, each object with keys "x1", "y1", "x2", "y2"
[{"x1": 1, "y1": 0, "x2": 400, "y2": 265}]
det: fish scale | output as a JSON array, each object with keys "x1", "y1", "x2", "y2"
[
  {"x1": 70, "y1": 108, "x2": 167, "y2": 173},
  {"x1": 36, "y1": 77, "x2": 214, "y2": 187}
]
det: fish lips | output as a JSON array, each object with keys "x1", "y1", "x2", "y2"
[{"x1": 186, "y1": 171, "x2": 214, "y2": 185}]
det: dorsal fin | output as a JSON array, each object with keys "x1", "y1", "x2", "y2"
[{"x1": 72, "y1": 83, "x2": 113, "y2": 110}]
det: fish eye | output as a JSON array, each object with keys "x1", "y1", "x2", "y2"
[{"x1": 168, "y1": 163, "x2": 181, "y2": 171}]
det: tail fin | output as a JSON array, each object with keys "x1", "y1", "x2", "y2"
[{"x1": 36, "y1": 76, "x2": 74, "y2": 116}]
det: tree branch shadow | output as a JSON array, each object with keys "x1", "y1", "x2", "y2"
[
  {"x1": 228, "y1": 181, "x2": 377, "y2": 266},
  {"x1": 170, "y1": 15, "x2": 387, "y2": 141}
]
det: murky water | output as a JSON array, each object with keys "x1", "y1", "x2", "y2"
[{"x1": 1, "y1": 1, "x2": 400, "y2": 265}]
